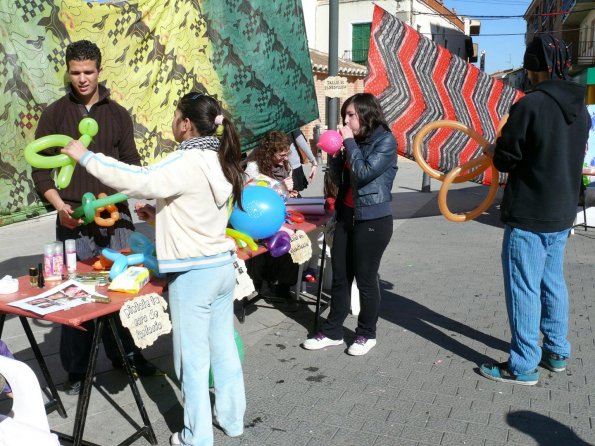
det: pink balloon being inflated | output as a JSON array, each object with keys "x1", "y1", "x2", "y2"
[{"x1": 316, "y1": 130, "x2": 343, "y2": 156}]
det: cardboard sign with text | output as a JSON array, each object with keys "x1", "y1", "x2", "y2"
[
  {"x1": 120, "y1": 293, "x2": 172, "y2": 349},
  {"x1": 289, "y1": 229, "x2": 312, "y2": 264}
]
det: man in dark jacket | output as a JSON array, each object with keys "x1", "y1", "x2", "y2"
[
  {"x1": 31, "y1": 40, "x2": 155, "y2": 395},
  {"x1": 480, "y1": 34, "x2": 590, "y2": 385}
]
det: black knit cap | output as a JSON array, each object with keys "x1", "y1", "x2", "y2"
[{"x1": 523, "y1": 34, "x2": 571, "y2": 80}]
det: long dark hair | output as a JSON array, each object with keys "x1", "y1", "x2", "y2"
[
  {"x1": 340, "y1": 93, "x2": 390, "y2": 142},
  {"x1": 177, "y1": 92, "x2": 243, "y2": 209},
  {"x1": 254, "y1": 130, "x2": 290, "y2": 177}
]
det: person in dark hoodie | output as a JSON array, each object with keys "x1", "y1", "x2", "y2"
[{"x1": 479, "y1": 34, "x2": 590, "y2": 385}]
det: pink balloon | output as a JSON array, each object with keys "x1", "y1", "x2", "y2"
[{"x1": 316, "y1": 130, "x2": 343, "y2": 156}]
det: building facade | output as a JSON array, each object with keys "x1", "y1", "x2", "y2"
[
  {"x1": 300, "y1": 0, "x2": 479, "y2": 151},
  {"x1": 524, "y1": 0, "x2": 595, "y2": 101}
]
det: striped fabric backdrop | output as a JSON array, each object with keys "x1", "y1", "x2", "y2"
[{"x1": 365, "y1": 5, "x2": 523, "y2": 185}]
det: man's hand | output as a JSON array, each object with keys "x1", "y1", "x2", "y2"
[
  {"x1": 61, "y1": 140, "x2": 89, "y2": 162},
  {"x1": 57, "y1": 204, "x2": 82, "y2": 229},
  {"x1": 483, "y1": 143, "x2": 496, "y2": 158}
]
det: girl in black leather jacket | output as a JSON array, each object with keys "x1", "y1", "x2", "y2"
[{"x1": 303, "y1": 93, "x2": 397, "y2": 355}]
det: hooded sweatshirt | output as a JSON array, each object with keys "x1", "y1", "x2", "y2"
[
  {"x1": 493, "y1": 79, "x2": 590, "y2": 232},
  {"x1": 79, "y1": 137, "x2": 236, "y2": 273}
]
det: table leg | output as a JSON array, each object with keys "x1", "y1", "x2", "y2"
[
  {"x1": 239, "y1": 298, "x2": 246, "y2": 323},
  {"x1": 314, "y1": 237, "x2": 327, "y2": 333},
  {"x1": 107, "y1": 316, "x2": 157, "y2": 445},
  {"x1": 18, "y1": 316, "x2": 67, "y2": 418},
  {"x1": 70, "y1": 316, "x2": 104, "y2": 446}
]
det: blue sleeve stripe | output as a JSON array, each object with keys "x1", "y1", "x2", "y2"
[{"x1": 91, "y1": 151, "x2": 184, "y2": 175}]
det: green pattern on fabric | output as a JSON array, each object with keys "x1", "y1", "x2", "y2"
[{"x1": 0, "y1": 0, "x2": 318, "y2": 226}]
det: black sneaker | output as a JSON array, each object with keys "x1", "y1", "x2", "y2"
[{"x1": 65, "y1": 380, "x2": 82, "y2": 396}]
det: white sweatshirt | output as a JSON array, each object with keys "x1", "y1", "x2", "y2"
[{"x1": 79, "y1": 137, "x2": 236, "y2": 273}]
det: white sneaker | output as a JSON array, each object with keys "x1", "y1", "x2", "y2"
[
  {"x1": 169, "y1": 432, "x2": 181, "y2": 446},
  {"x1": 302, "y1": 332, "x2": 343, "y2": 350},
  {"x1": 347, "y1": 336, "x2": 376, "y2": 356}
]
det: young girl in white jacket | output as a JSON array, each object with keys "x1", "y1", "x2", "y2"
[{"x1": 62, "y1": 92, "x2": 246, "y2": 446}]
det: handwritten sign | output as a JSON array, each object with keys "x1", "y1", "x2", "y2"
[
  {"x1": 119, "y1": 293, "x2": 172, "y2": 349},
  {"x1": 324, "y1": 76, "x2": 348, "y2": 98},
  {"x1": 289, "y1": 230, "x2": 312, "y2": 264}
]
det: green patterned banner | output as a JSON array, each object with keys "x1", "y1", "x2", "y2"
[{"x1": 0, "y1": 0, "x2": 318, "y2": 226}]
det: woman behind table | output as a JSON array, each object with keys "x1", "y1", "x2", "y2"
[
  {"x1": 303, "y1": 93, "x2": 398, "y2": 356},
  {"x1": 62, "y1": 92, "x2": 246, "y2": 446},
  {"x1": 243, "y1": 131, "x2": 300, "y2": 301},
  {"x1": 244, "y1": 130, "x2": 297, "y2": 197}
]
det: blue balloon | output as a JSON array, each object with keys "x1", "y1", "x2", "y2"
[
  {"x1": 129, "y1": 232, "x2": 156, "y2": 256},
  {"x1": 230, "y1": 186, "x2": 286, "y2": 239}
]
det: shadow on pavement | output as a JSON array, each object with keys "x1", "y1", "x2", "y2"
[
  {"x1": 392, "y1": 186, "x2": 504, "y2": 228},
  {"x1": 378, "y1": 279, "x2": 509, "y2": 365},
  {"x1": 0, "y1": 254, "x2": 43, "y2": 278},
  {"x1": 507, "y1": 410, "x2": 592, "y2": 445}
]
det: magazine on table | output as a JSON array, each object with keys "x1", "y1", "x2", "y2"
[{"x1": 8, "y1": 279, "x2": 104, "y2": 315}]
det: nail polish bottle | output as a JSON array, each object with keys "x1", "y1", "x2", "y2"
[
  {"x1": 29, "y1": 267, "x2": 38, "y2": 287},
  {"x1": 38, "y1": 262, "x2": 45, "y2": 288}
]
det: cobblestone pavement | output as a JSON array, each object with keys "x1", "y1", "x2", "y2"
[{"x1": 1, "y1": 159, "x2": 593, "y2": 445}]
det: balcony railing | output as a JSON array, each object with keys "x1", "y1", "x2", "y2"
[
  {"x1": 571, "y1": 41, "x2": 595, "y2": 67},
  {"x1": 342, "y1": 49, "x2": 369, "y2": 66}
]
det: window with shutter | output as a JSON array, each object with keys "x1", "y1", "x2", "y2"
[{"x1": 352, "y1": 23, "x2": 371, "y2": 65}]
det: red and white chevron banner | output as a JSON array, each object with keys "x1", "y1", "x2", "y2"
[{"x1": 365, "y1": 5, "x2": 523, "y2": 185}]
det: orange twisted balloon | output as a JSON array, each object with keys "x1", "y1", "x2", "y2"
[
  {"x1": 412, "y1": 117, "x2": 507, "y2": 222},
  {"x1": 94, "y1": 192, "x2": 121, "y2": 227}
]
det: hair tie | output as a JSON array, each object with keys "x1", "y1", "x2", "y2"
[{"x1": 214, "y1": 114, "x2": 224, "y2": 137}]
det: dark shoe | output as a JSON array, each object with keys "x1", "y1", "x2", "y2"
[
  {"x1": 64, "y1": 379, "x2": 82, "y2": 396},
  {"x1": 479, "y1": 361, "x2": 539, "y2": 386},
  {"x1": 273, "y1": 283, "x2": 292, "y2": 299},
  {"x1": 540, "y1": 350, "x2": 567, "y2": 372},
  {"x1": 113, "y1": 353, "x2": 157, "y2": 377}
]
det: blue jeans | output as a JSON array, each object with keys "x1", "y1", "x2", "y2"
[
  {"x1": 168, "y1": 264, "x2": 245, "y2": 446},
  {"x1": 502, "y1": 225, "x2": 571, "y2": 375}
]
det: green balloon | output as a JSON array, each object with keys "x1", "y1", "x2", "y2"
[
  {"x1": 24, "y1": 118, "x2": 99, "y2": 189},
  {"x1": 209, "y1": 329, "x2": 244, "y2": 388},
  {"x1": 71, "y1": 192, "x2": 128, "y2": 225}
]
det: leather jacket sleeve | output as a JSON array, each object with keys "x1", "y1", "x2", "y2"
[{"x1": 343, "y1": 131, "x2": 397, "y2": 188}]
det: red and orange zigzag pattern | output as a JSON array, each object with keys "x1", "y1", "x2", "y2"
[{"x1": 365, "y1": 5, "x2": 523, "y2": 185}]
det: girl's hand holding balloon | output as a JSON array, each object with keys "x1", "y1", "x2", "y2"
[
  {"x1": 61, "y1": 140, "x2": 89, "y2": 162},
  {"x1": 339, "y1": 125, "x2": 354, "y2": 141}
]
